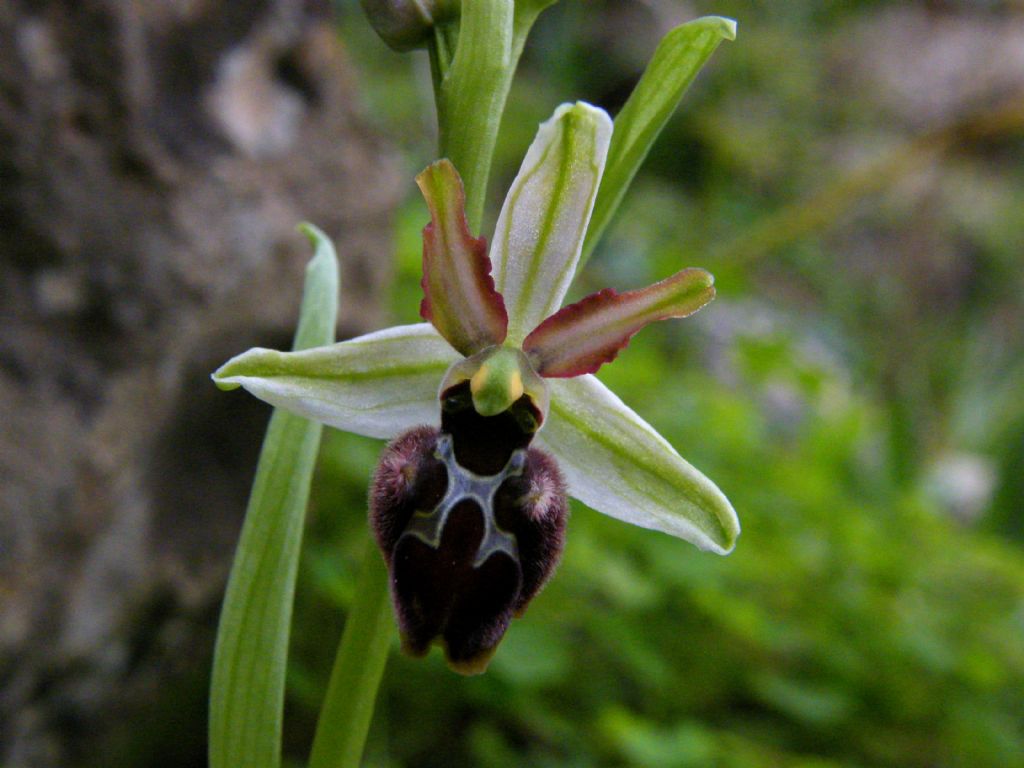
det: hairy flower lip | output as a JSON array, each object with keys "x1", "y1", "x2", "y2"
[{"x1": 370, "y1": 423, "x2": 567, "y2": 674}]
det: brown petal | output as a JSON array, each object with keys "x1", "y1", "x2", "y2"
[
  {"x1": 417, "y1": 160, "x2": 508, "y2": 356},
  {"x1": 522, "y1": 268, "x2": 715, "y2": 377}
]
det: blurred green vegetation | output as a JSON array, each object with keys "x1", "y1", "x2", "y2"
[{"x1": 287, "y1": 2, "x2": 1024, "y2": 766}]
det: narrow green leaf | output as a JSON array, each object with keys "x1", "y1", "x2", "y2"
[
  {"x1": 307, "y1": 537, "x2": 394, "y2": 768},
  {"x1": 208, "y1": 224, "x2": 339, "y2": 768},
  {"x1": 294, "y1": 224, "x2": 341, "y2": 350},
  {"x1": 581, "y1": 16, "x2": 737, "y2": 266}
]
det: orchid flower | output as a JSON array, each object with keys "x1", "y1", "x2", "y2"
[{"x1": 214, "y1": 102, "x2": 739, "y2": 673}]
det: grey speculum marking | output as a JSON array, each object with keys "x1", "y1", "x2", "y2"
[{"x1": 401, "y1": 433, "x2": 524, "y2": 568}]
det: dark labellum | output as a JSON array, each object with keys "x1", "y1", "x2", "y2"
[{"x1": 369, "y1": 381, "x2": 567, "y2": 674}]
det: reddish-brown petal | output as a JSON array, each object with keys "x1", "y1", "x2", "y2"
[
  {"x1": 417, "y1": 160, "x2": 507, "y2": 356},
  {"x1": 522, "y1": 268, "x2": 715, "y2": 377}
]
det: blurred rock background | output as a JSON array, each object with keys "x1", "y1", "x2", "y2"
[
  {"x1": 1, "y1": 1, "x2": 399, "y2": 764},
  {"x1": 2, "y1": 0, "x2": 1024, "y2": 766}
]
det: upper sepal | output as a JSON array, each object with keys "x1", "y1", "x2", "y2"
[
  {"x1": 522, "y1": 267, "x2": 715, "y2": 377},
  {"x1": 490, "y1": 102, "x2": 612, "y2": 343},
  {"x1": 417, "y1": 160, "x2": 509, "y2": 356}
]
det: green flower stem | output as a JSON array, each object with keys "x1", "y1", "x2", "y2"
[
  {"x1": 303, "y1": 4, "x2": 562, "y2": 762},
  {"x1": 427, "y1": 21, "x2": 458, "y2": 96},
  {"x1": 434, "y1": 0, "x2": 513, "y2": 232},
  {"x1": 209, "y1": 224, "x2": 338, "y2": 768},
  {"x1": 308, "y1": 537, "x2": 394, "y2": 768},
  {"x1": 433, "y1": 0, "x2": 555, "y2": 233}
]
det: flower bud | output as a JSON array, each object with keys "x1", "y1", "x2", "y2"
[{"x1": 360, "y1": 0, "x2": 461, "y2": 52}]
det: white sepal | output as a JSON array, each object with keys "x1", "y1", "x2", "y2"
[
  {"x1": 538, "y1": 374, "x2": 739, "y2": 554},
  {"x1": 490, "y1": 101, "x2": 612, "y2": 343},
  {"x1": 213, "y1": 323, "x2": 460, "y2": 439}
]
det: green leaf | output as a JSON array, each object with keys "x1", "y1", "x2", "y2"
[
  {"x1": 539, "y1": 373, "x2": 739, "y2": 554},
  {"x1": 208, "y1": 224, "x2": 339, "y2": 768},
  {"x1": 307, "y1": 538, "x2": 394, "y2": 768},
  {"x1": 294, "y1": 224, "x2": 342, "y2": 349},
  {"x1": 490, "y1": 102, "x2": 612, "y2": 344},
  {"x1": 581, "y1": 16, "x2": 737, "y2": 266},
  {"x1": 213, "y1": 323, "x2": 460, "y2": 439}
]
